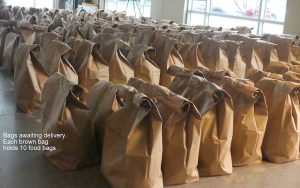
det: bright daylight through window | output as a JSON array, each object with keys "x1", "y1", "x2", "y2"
[
  {"x1": 105, "y1": 0, "x2": 151, "y2": 17},
  {"x1": 187, "y1": 0, "x2": 287, "y2": 34}
]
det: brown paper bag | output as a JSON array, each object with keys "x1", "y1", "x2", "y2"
[
  {"x1": 181, "y1": 32, "x2": 202, "y2": 44},
  {"x1": 252, "y1": 78, "x2": 300, "y2": 163},
  {"x1": 102, "y1": 27, "x2": 118, "y2": 34},
  {"x1": 39, "y1": 32, "x2": 61, "y2": 66},
  {"x1": 226, "y1": 34, "x2": 263, "y2": 70},
  {"x1": 169, "y1": 67, "x2": 266, "y2": 166},
  {"x1": 92, "y1": 33, "x2": 117, "y2": 63},
  {"x1": 99, "y1": 81, "x2": 163, "y2": 188},
  {"x1": 235, "y1": 26, "x2": 253, "y2": 34},
  {"x1": 87, "y1": 81, "x2": 137, "y2": 159},
  {"x1": 92, "y1": 33, "x2": 134, "y2": 82},
  {"x1": 2, "y1": 32, "x2": 20, "y2": 72},
  {"x1": 116, "y1": 32, "x2": 135, "y2": 47},
  {"x1": 264, "y1": 35, "x2": 293, "y2": 64},
  {"x1": 127, "y1": 44, "x2": 160, "y2": 85},
  {"x1": 283, "y1": 71, "x2": 300, "y2": 82},
  {"x1": 167, "y1": 65, "x2": 204, "y2": 95},
  {"x1": 200, "y1": 37, "x2": 229, "y2": 71},
  {"x1": 66, "y1": 21, "x2": 84, "y2": 39},
  {"x1": 291, "y1": 45, "x2": 300, "y2": 65},
  {"x1": 207, "y1": 75, "x2": 268, "y2": 166},
  {"x1": 93, "y1": 33, "x2": 134, "y2": 84},
  {"x1": 39, "y1": 34, "x2": 78, "y2": 83},
  {"x1": 0, "y1": 27, "x2": 10, "y2": 66},
  {"x1": 176, "y1": 76, "x2": 233, "y2": 176},
  {"x1": 109, "y1": 39, "x2": 134, "y2": 84},
  {"x1": 41, "y1": 73, "x2": 99, "y2": 170},
  {"x1": 48, "y1": 13, "x2": 66, "y2": 31},
  {"x1": 265, "y1": 61, "x2": 290, "y2": 74},
  {"x1": 135, "y1": 28, "x2": 158, "y2": 45},
  {"x1": 128, "y1": 77, "x2": 201, "y2": 185},
  {"x1": 197, "y1": 65, "x2": 237, "y2": 78},
  {"x1": 81, "y1": 21, "x2": 100, "y2": 40},
  {"x1": 16, "y1": 21, "x2": 48, "y2": 44},
  {"x1": 118, "y1": 23, "x2": 136, "y2": 33},
  {"x1": 66, "y1": 37, "x2": 109, "y2": 100},
  {"x1": 254, "y1": 40, "x2": 279, "y2": 69},
  {"x1": 152, "y1": 35, "x2": 184, "y2": 86},
  {"x1": 247, "y1": 69, "x2": 284, "y2": 83},
  {"x1": 290, "y1": 65, "x2": 300, "y2": 74},
  {"x1": 179, "y1": 43, "x2": 205, "y2": 69},
  {"x1": 14, "y1": 43, "x2": 48, "y2": 114},
  {"x1": 223, "y1": 40, "x2": 247, "y2": 78}
]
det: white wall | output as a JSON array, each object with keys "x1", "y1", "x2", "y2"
[
  {"x1": 284, "y1": 0, "x2": 300, "y2": 36},
  {"x1": 151, "y1": 0, "x2": 188, "y2": 23}
]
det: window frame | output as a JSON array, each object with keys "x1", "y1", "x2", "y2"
[{"x1": 186, "y1": 0, "x2": 286, "y2": 34}]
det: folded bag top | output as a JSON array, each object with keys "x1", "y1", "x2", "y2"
[
  {"x1": 127, "y1": 77, "x2": 201, "y2": 185},
  {"x1": 99, "y1": 81, "x2": 163, "y2": 188},
  {"x1": 254, "y1": 40, "x2": 279, "y2": 69},
  {"x1": 39, "y1": 34, "x2": 78, "y2": 83},
  {"x1": 225, "y1": 34, "x2": 263, "y2": 71},
  {"x1": 14, "y1": 43, "x2": 48, "y2": 114},
  {"x1": 253, "y1": 77, "x2": 300, "y2": 163},
  {"x1": 205, "y1": 74, "x2": 268, "y2": 166},
  {"x1": 93, "y1": 33, "x2": 133, "y2": 84},
  {"x1": 180, "y1": 76, "x2": 234, "y2": 176},
  {"x1": 263, "y1": 35, "x2": 294, "y2": 64},
  {"x1": 222, "y1": 40, "x2": 247, "y2": 78},
  {"x1": 15, "y1": 20, "x2": 48, "y2": 44},
  {"x1": 152, "y1": 34, "x2": 184, "y2": 86},
  {"x1": 179, "y1": 43, "x2": 205, "y2": 70},
  {"x1": 41, "y1": 73, "x2": 98, "y2": 170},
  {"x1": 200, "y1": 37, "x2": 229, "y2": 71},
  {"x1": 127, "y1": 44, "x2": 160, "y2": 85}
]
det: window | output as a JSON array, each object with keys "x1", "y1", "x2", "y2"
[
  {"x1": 5, "y1": 0, "x2": 54, "y2": 9},
  {"x1": 187, "y1": 0, "x2": 287, "y2": 35},
  {"x1": 104, "y1": 0, "x2": 151, "y2": 17}
]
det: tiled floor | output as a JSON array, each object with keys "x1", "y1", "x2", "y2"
[{"x1": 0, "y1": 69, "x2": 300, "y2": 188}]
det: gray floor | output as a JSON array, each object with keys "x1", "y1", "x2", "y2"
[{"x1": 0, "y1": 68, "x2": 300, "y2": 188}]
